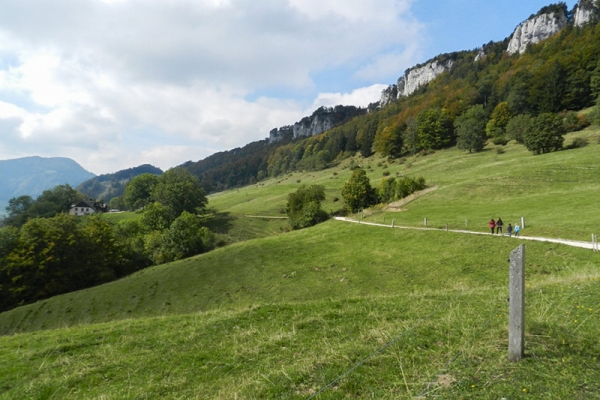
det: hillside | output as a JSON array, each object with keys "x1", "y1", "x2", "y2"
[
  {"x1": 0, "y1": 156, "x2": 95, "y2": 215},
  {"x1": 76, "y1": 164, "x2": 163, "y2": 202},
  {"x1": 1, "y1": 125, "x2": 600, "y2": 397},
  {"x1": 179, "y1": 1, "x2": 600, "y2": 196}
]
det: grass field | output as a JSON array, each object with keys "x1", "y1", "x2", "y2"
[{"x1": 1, "y1": 128, "x2": 600, "y2": 399}]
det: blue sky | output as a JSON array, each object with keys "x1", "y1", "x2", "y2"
[{"x1": 0, "y1": 0, "x2": 579, "y2": 174}]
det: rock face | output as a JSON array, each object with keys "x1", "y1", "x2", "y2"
[
  {"x1": 269, "y1": 126, "x2": 293, "y2": 143},
  {"x1": 398, "y1": 60, "x2": 454, "y2": 97},
  {"x1": 292, "y1": 113, "x2": 335, "y2": 139},
  {"x1": 507, "y1": 7, "x2": 568, "y2": 55},
  {"x1": 379, "y1": 85, "x2": 398, "y2": 107},
  {"x1": 574, "y1": 0, "x2": 600, "y2": 27},
  {"x1": 269, "y1": 106, "x2": 365, "y2": 142},
  {"x1": 380, "y1": 59, "x2": 454, "y2": 105}
]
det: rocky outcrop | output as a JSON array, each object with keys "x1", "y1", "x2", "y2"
[
  {"x1": 269, "y1": 106, "x2": 365, "y2": 142},
  {"x1": 293, "y1": 114, "x2": 334, "y2": 139},
  {"x1": 269, "y1": 126, "x2": 293, "y2": 143},
  {"x1": 574, "y1": 0, "x2": 600, "y2": 27},
  {"x1": 379, "y1": 58, "x2": 454, "y2": 105},
  {"x1": 379, "y1": 85, "x2": 398, "y2": 107},
  {"x1": 507, "y1": 5, "x2": 568, "y2": 55},
  {"x1": 398, "y1": 59, "x2": 454, "y2": 97}
]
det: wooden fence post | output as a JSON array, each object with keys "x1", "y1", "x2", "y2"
[
  {"x1": 521, "y1": 217, "x2": 525, "y2": 229},
  {"x1": 424, "y1": 217, "x2": 427, "y2": 226},
  {"x1": 509, "y1": 244, "x2": 525, "y2": 362},
  {"x1": 391, "y1": 219, "x2": 394, "y2": 228}
]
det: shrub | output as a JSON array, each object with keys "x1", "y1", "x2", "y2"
[
  {"x1": 286, "y1": 185, "x2": 328, "y2": 230},
  {"x1": 492, "y1": 136, "x2": 508, "y2": 146}
]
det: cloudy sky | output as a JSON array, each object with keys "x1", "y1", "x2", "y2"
[{"x1": 0, "y1": 0, "x2": 577, "y2": 175}]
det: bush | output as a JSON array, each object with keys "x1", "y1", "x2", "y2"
[
  {"x1": 286, "y1": 185, "x2": 328, "y2": 230},
  {"x1": 492, "y1": 136, "x2": 508, "y2": 146}
]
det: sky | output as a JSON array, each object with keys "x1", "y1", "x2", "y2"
[{"x1": 0, "y1": 0, "x2": 578, "y2": 175}]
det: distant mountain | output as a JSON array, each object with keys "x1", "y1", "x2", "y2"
[
  {"x1": 0, "y1": 156, "x2": 96, "y2": 215},
  {"x1": 76, "y1": 164, "x2": 163, "y2": 201}
]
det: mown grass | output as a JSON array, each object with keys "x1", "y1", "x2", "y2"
[
  {"x1": 1, "y1": 275, "x2": 599, "y2": 399},
  {"x1": 1, "y1": 129, "x2": 600, "y2": 399}
]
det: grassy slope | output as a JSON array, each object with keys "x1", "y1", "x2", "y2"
[{"x1": 1, "y1": 129, "x2": 600, "y2": 399}]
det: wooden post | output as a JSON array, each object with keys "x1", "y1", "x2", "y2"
[
  {"x1": 424, "y1": 217, "x2": 427, "y2": 226},
  {"x1": 445, "y1": 223, "x2": 448, "y2": 231},
  {"x1": 521, "y1": 217, "x2": 525, "y2": 229},
  {"x1": 391, "y1": 219, "x2": 395, "y2": 228},
  {"x1": 465, "y1": 219, "x2": 468, "y2": 228},
  {"x1": 508, "y1": 244, "x2": 525, "y2": 362}
]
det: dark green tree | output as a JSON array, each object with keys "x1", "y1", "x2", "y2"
[
  {"x1": 455, "y1": 105, "x2": 488, "y2": 153},
  {"x1": 523, "y1": 113, "x2": 566, "y2": 154},
  {"x1": 341, "y1": 169, "x2": 377, "y2": 213},
  {"x1": 417, "y1": 108, "x2": 454, "y2": 150},
  {"x1": 286, "y1": 185, "x2": 328, "y2": 230},
  {"x1": 151, "y1": 168, "x2": 208, "y2": 218},
  {"x1": 141, "y1": 202, "x2": 174, "y2": 232},
  {"x1": 4, "y1": 195, "x2": 34, "y2": 227},
  {"x1": 26, "y1": 184, "x2": 82, "y2": 218},
  {"x1": 160, "y1": 212, "x2": 214, "y2": 262},
  {"x1": 505, "y1": 114, "x2": 534, "y2": 144},
  {"x1": 123, "y1": 173, "x2": 160, "y2": 210},
  {"x1": 377, "y1": 177, "x2": 397, "y2": 203},
  {"x1": 359, "y1": 120, "x2": 377, "y2": 158}
]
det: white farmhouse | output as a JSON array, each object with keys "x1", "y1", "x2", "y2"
[{"x1": 69, "y1": 201, "x2": 97, "y2": 216}]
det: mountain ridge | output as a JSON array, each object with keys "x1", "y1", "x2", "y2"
[{"x1": 0, "y1": 156, "x2": 95, "y2": 214}]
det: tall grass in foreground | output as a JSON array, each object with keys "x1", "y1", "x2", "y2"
[{"x1": 1, "y1": 277, "x2": 599, "y2": 399}]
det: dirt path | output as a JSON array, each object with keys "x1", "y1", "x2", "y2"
[
  {"x1": 334, "y1": 217, "x2": 599, "y2": 251},
  {"x1": 385, "y1": 185, "x2": 439, "y2": 211}
]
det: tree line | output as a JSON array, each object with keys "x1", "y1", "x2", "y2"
[{"x1": 0, "y1": 168, "x2": 214, "y2": 312}]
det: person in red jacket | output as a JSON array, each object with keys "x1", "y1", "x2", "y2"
[{"x1": 488, "y1": 218, "x2": 496, "y2": 234}]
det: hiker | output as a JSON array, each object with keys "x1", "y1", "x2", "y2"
[
  {"x1": 514, "y1": 224, "x2": 520, "y2": 237},
  {"x1": 496, "y1": 218, "x2": 504, "y2": 234},
  {"x1": 488, "y1": 218, "x2": 496, "y2": 234},
  {"x1": 507, "y1": 223, "x2": 513, "y2": 237}
]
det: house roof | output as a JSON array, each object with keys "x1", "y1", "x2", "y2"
[{"x1": 71, "y1": 201, "x2": 96, "y2": 210}]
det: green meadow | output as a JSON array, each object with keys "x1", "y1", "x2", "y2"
[{"x1": 1, "y1": 128, "x2": 600, "y2": 399}]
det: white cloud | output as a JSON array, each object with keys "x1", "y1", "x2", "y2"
[
  {"x1": 312, "y1": 84, "x2": 389, "y2": 109},
  {"x1": 0, "y1": 0, "x2": 426, "y2": 174}
]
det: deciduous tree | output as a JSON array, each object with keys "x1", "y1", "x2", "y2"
[
  {"x1": 523, "y1": 113, "x2": 566, "y2": 154},
  {"x1": 455, "y1": 105, "x2": 488, "y2": 153},
  {"x1": 342, "y1": 169, "x2": 377, "y2": 213}
]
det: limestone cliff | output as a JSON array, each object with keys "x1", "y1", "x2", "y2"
[
  {"x1": 507, "y1": 4, "x2": 568, "y2": 55},
  {"x1": 398, "y1": 59, "x2": 454, "y2": 97},
  {"x1": 269, "y1": 106, "x2": 365, "y2": 142},
  {"x1": 574, "y1": 0, "x2": 600, "y2": 27},
  {"x1": 269, "y1": 126, "x2": 293, "y2": 143},
  {"x1": 379, "y1": 85, "x2": 398, "y2": 107},
  {"x1": 380, "y1": 58, "x2": 454, "y2": 105}
]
